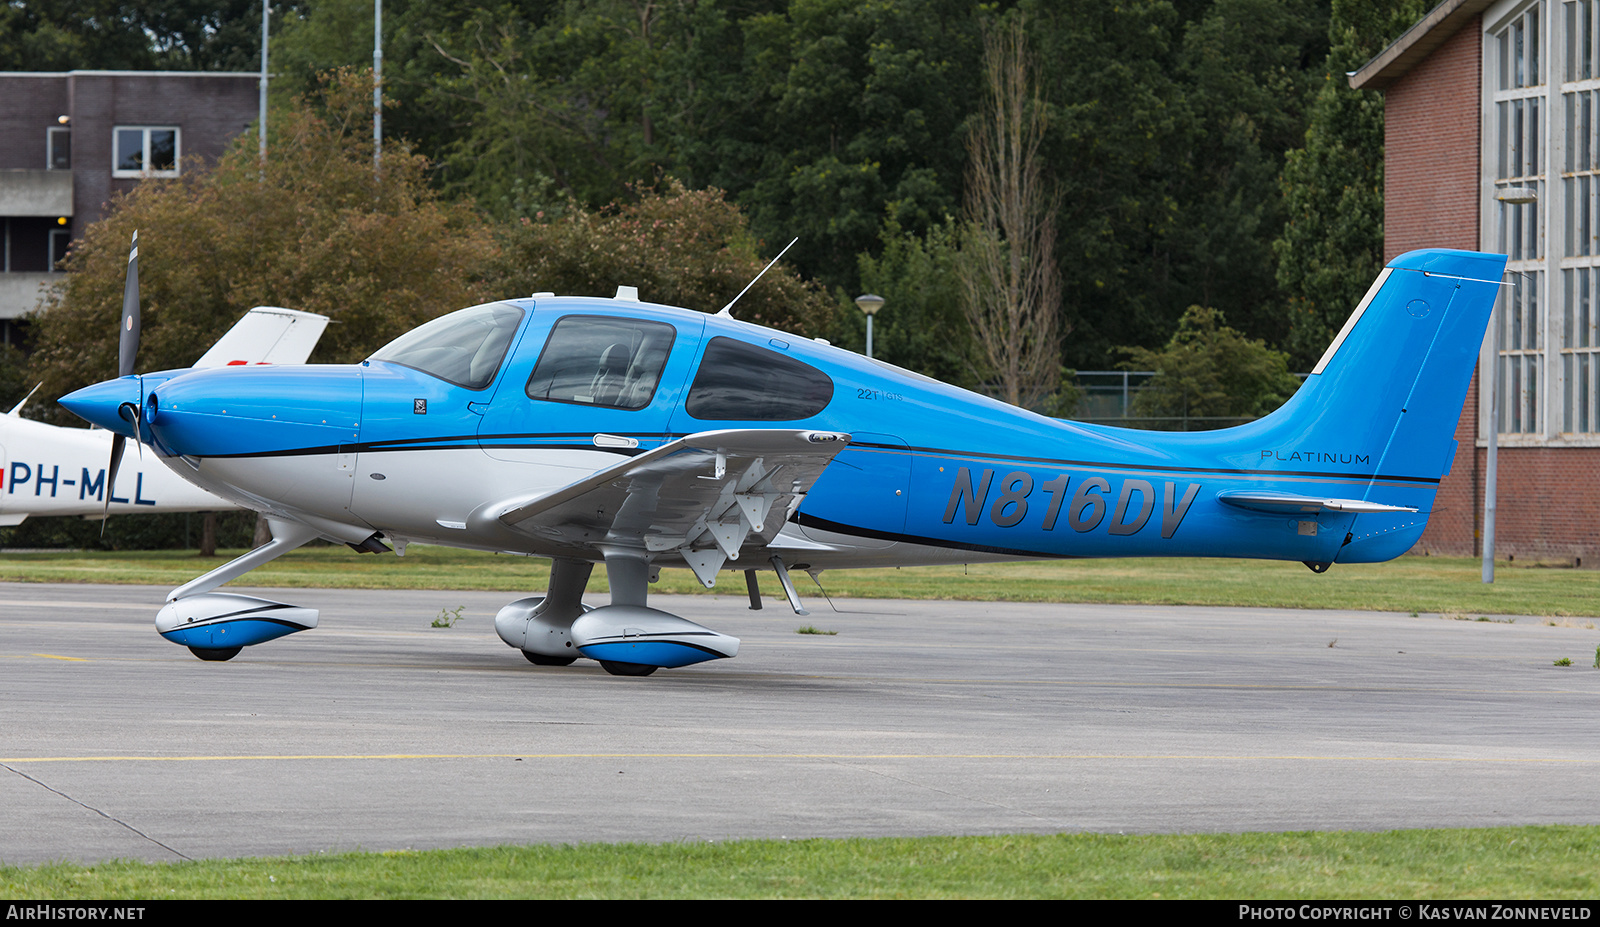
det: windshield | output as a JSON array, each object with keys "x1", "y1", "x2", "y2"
[{"x1": 369, "y1": 303, "x2": 525, "y2": 390}]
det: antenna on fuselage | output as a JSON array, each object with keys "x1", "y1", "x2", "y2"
[{"x1": 717, "y1": 237, "x2": 797, "y2": 319}]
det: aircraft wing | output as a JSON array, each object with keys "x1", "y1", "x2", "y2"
[
  {"x1": 191, "y1": 307, "x2": 330, "y2": 367},
  {"x1": 495, "y1": 429, "x2": 851, "y2": 585}
]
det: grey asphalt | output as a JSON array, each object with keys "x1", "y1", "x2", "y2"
[{"x1": 1, "y1": 580, "x2": 1597, "y2": 864}]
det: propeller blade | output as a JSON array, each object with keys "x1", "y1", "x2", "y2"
[
  {"x1": 118, "y1": 230, "x2": 140, "y2": 379},
  {"x1": 105, "y1": 230, "x2": 140, "y2": 537},
  {"x1": 102, "y1": 433, "x2": 126, "y2": 535}
]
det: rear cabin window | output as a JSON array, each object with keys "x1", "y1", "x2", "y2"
[
  {"x1": 368, "y1": 302, "x2": 524, "y2": 390},
  {"x1": 525, "y1": 316, "x2": 677, "y2": 410},
  {"x1": 685, "y1": 337, "x2": 833, "y2": 421}
]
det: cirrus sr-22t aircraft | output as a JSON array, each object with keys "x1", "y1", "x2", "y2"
[{"x1": 61, "y1": 241, "x2": 1508, "y2": 676}]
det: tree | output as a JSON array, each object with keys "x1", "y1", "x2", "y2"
[
  {"x1": 28, "y1": 69, "x2": 499, "y2": 421},
  {"x1": 0, "y1": 1, "x2": 273, "y2": 72},
  {"x1": 495, "y1": 180, "x2": 832, "y2": 335},
  {"x1": 1274, "y1": 0, "x2": 1429, "y2": 368},
  {"x1": 1121, "y1": 305, "x2": 1304, "y2": 428},
  {"x1": 957, "y1": 16, "x2": 1061, "y2": 409},
  {"x1": 827, "y1": 215, "x2": 973, "y2": 388}
]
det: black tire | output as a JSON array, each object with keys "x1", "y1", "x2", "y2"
[
  {"x1": 189, "y1": 646, "x2": 242, "y2": 662},
  {"x1": 522, "y1": 651, "x2": 577, "y2": 666},
  {"x1": 599, "y1": 660, "x2": 658, "y2": 677}
]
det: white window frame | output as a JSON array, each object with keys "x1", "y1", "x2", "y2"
[
  {"x1": 46, "y1": 126, "x2": 70, "y2": 170},
  {"x1": 111, "y1": 126, "x2": 181, "y2": 179},
  {"x1": 49, "y1": 227, "x2": 70, "y2": 269}
]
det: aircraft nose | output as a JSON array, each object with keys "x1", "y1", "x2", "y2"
[{"x1": 59, "y1": 376, "x2": 143, "y2": 438}]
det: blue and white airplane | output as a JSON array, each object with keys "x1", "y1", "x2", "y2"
[{"x1": 60, "y1": 242, "x2": 1508, "y2": 674}]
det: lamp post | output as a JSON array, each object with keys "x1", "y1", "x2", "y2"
[
  {"x1": 855, "y1": 293, "x2": 884, "y2": 359},
  {"x1": 374, "y1": 0, "x2": 383, "y2": 174}
]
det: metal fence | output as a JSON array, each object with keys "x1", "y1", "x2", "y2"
[{"x1": 1065, "y1": 370, "x2": 1285, "y2": 432}]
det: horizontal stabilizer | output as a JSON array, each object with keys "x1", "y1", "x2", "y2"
[{"x1": 1216, "y1": 490, "x2": 1418, "y2": 515}]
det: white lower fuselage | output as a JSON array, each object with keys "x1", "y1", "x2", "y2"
[{"x1": 182, "y1": 444, "x2": 985, "y2": 573}]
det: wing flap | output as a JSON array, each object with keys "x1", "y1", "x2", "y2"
[{"x1": 496, "y1": 429, "x2": 850, "y2": 583}]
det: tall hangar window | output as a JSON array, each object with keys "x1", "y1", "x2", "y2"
[
  {"x1": 113, "y1": 127, "x2": 179, "y2": 178},
  {"x1": 684, "y1": 337, "x2": 833, "y2": 421},
  {"x1": 1487, "y1": 0, "x2": 1600, "y2": 442},
  {"x1": 1563, "y1": 0, "x2": 1600, "y2": 432},
  {"x1": 526, "y1": 316, "x2": 676, "y2": 410},
  {"x1": 1493, "y1": 3, "x2": 1546, "y2": 436}
]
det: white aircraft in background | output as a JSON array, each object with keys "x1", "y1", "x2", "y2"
[{"x1": 0, "y1": 306, "x2": 329, "y2": 526}]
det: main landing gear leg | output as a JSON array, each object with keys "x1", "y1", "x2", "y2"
[
  {"x1": 495, "y1": 558, "x2": 594, "y2": 665},
  {"x1": 593, "y1": 547, "x2": 659, "y2": 676}
]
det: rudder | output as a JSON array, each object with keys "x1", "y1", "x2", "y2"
[{"x1": 1254, "y1": 249, "x2": 1506, "y2": 485}]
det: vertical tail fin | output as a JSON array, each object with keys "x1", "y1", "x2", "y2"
[
  {"x1": 1246, "y1": 249, "x2": 1506, "y2": 562},
  {"x1": 1257, "y1": 249, "x2": 1506, "y2": 483}
]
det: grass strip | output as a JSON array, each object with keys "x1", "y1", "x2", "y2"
[
  {"x1": 1, "y1": 547, "x2": 1599, "y2": 619},
  {"x1": 3, "y1": 827, "x2": 1596, "y2": 899}
]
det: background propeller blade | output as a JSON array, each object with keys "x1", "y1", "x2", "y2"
[{"x1": 118, "y1": 230, "x2": 140, "y2": 378}]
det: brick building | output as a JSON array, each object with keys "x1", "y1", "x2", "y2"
[
  {"x1": 1354, "y1": 0, "x2": 1600, "y2": 563},
  {"x1": 0, "y1": 71, "x2": 259, "y2": 346}
]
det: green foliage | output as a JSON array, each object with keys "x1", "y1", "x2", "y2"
[
  {"x1": 9, "y1": 546, "x2": 1600, "y2": 618},
  {"x1": 431, "y1": 606, "x2": 465, "y2": 628},
  {"x1": 259, "y1": 1, "x2": 1342, "y2": 368},
  {"x1": 0, "y1": 510, "x2": 259, "y2": 552},
  {"x1": 1120, "y1": 305, "x2": 1303, "y2": 426},
  {"x1": 731, "y1": 0, "x2": 983, "y2": 290},
  {"x1": 496, "y1": 180, "x2": 832, "y2": 335},
  {"x1": 0, "y1": 0, "x2": 267, "y2": 71},
  {"x1": 0, "y1": 343, "x2": 31, "y2": 412},
  {"x1": 28, "y1": 69, "x2": 500, "y2": 419},
  {"x1": 1162, "y1": 0, "x2": 1329, "y2": 347},
  {"x1": 1031, "y1": 0, "x2": 1330, "y2": 368},
  {"x1": 1274, "y1": 0, "x2": 1431, "y2": 368},
  {"x1": 268, "y1": 0, "x2": 983, "y2": 294},
  {"x1": 828, "y1": 217, "x2": 973, "y2": 386},
  {"x1": 4, "y1": 827, "x2": 1600, "y2": 898},
  {"x1": 1555, "y1": 657, "x2": 1573, "y2": 666},
  {"x1": 795, "y1": 625, "x2": 836, "y2": 635}
]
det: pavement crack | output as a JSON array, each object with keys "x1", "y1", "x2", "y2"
[{"x1": 1, "y1": 762, "x2": 193, "y2": 861}]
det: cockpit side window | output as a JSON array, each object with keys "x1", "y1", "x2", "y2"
[
  {"x1": 368, "y1": 302, "x2": 525, "y2": 390},
  {"x1": 685, "y1": 337, "x2": 833, "y2": 421},
  {"x1": 525, "y1": 316, "x2": 677, "y2": 411}
]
